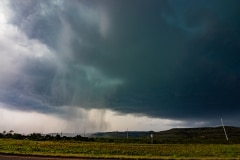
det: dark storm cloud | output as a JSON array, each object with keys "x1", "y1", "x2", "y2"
[
  {"x1": 3, "y1": 0, "x2": 240, "y2": 124},
  {"x1": 9, "y1": 0, "x2": 62, "y2": 48}
]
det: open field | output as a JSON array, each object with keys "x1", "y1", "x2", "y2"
[{"x1": 0, "y1": 139, "x2": 240, "y2": 159}]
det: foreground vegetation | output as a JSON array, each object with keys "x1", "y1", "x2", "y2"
[
  {"x1": 1, "y1": 127, "x2": 240, "y2": 159},
  {"x1": 0, "y1": 138, "x2": 240, "y2": 159}
]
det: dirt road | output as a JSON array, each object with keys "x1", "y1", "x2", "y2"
[{"x1": 0, "y1": 154, "x2": 111, "y2": 160}]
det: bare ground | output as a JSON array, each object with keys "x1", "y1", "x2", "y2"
[{"x1": 0, "y1": 154, "x2": 113, "y2": 160}]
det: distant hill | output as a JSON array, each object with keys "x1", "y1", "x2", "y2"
[
  {"x1": 91, "y1": 126, "x2": 240, "y2": 144},
  {"x1": 91, "y1": 131, "x2": 149, "y2": 138},
  {"x1": 45, "y1": 133, "x2": 92, "y2": 137}
]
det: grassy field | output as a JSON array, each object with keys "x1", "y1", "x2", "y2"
[{"x1": 0, "y1": 139, "x2": 240, "y2": 159}]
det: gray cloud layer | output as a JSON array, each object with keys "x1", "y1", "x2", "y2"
[{"x1": 1, "y1": 0, "x2": 240, "y2": 125}]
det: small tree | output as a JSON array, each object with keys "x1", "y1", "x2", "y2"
[{"x1": 55, "y1": 134, "x2": 61, "y2": 140}]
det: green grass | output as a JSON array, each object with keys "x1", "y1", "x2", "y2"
[{"x1": 0, "y1": 139, "x2": 240, "y2": 159}]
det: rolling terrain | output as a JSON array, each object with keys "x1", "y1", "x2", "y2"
[{"x1": 91, "y1": 126, "x2": 240, "y2": 143}]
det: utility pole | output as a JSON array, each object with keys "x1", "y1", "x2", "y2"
[{"x1": 221, "y1": 118, "x2": 228, "y2": 141}]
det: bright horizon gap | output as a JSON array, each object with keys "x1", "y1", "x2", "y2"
[{"x1": 0, "y1": 106, "x2": 188, "y2": 134}]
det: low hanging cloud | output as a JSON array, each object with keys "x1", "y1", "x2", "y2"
[{"x1": 1, "y1": 0, "x2": 240, "y2": 126}]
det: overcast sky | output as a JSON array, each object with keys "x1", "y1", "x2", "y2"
[{"x1": 1, "y1": 0, "x2": 240, "y2": 134}]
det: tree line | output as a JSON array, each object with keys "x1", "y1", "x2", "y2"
[{"x1": 0, "y1": 130, "x2": 93, "y2": 141}]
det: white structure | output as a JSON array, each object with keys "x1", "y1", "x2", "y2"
[{"x1": 150, "y1": 133, "x2": 153, "y2": 144}]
